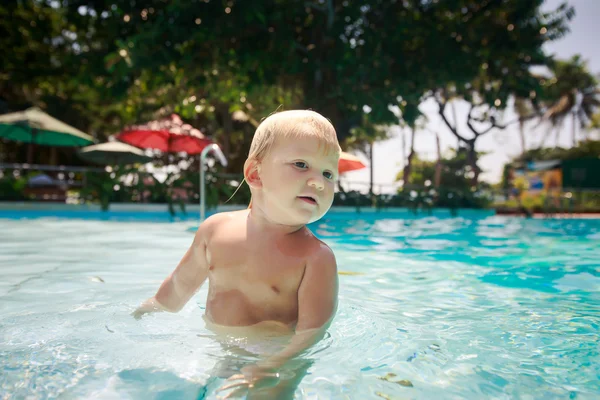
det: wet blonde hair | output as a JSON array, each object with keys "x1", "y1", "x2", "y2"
[
  {"x1": 247, "y1": 109, "x2": 341, "y2": 162},
  {"x1": 243, "y1": 110, "x2": 341, "y2": 207}
]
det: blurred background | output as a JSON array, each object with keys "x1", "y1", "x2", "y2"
[{"x1": 1, "y1": 0, "x2": 599, "y2": 214}]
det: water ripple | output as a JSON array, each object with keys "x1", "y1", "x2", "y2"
[{"x1": 1, "y1": 213, "x2": 599, "y2": 398}]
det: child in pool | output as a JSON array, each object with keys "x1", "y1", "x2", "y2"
[{"x1": 133, "y1": 110, "x2": 340, "y2": 395}]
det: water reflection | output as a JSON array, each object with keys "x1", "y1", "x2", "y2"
[{"x1": 313, "y1": 213, "x2": 600, "y2": 294}]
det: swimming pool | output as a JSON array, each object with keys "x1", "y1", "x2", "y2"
[{"x1": 1, "y1": 210, "x2": 599, "y2": 399}]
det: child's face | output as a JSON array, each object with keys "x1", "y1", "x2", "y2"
[{"x1": 257, "y1": 135, "x2": 339, "y2": 225}]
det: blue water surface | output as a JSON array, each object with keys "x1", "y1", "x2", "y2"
[{"x1": 0, "y1": 209, "x2": 599, "y2": 399}]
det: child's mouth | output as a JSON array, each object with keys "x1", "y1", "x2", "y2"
[{"x1": 298, "y1": 196, "x2": 318, "y2": 205}]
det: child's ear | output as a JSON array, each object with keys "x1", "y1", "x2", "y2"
[{"x1": 243, "y1": 159, "x2": 262, "y2": 188}]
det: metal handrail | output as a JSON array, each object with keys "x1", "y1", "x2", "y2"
[
  {"x1": 0, "y1": 163, "x2": 104, "y2": 172},
  {"x1": 199, "y1": 144, "x2": 228, "y2": 222}
]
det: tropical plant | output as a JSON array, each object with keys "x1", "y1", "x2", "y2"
[
  {"x1": 513, "y1": 97, "x2": 539, "y2": 154},
  {"x1": 431, "y1": 2, "x2": 575, "y2": 185},
  {"x1": 0, "y1": 174, "x2": 27, "y2": 201},
  {"x1": 538, "y1": 56, "x2": 600, "y2": 147},
  {"x1": 1, "y1": 0, "x2": 576, "y2": 172},
  {"x1": 345, "y1": 112, "x2": 389, "y2": 195}
]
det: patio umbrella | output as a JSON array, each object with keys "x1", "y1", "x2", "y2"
[
  {"x1": 0, "y1": 107, "x2": 94, "y2": 162},
  {"x1": 339, "y1": 151, "x2": 367, "y2": 174},
  {"x1": 116, "y1": 114, "x2": 221, "y2": 218},
  {"x1": 77, "y1": 141, "x2": 153, "y2": 165},
  {"x1": 116, "y1": 114, "x2": 212, "y2": 155}
]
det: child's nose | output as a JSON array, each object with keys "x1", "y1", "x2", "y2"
[{"x1": 308, "y1": 176, "x2": 325, "y2": 190}]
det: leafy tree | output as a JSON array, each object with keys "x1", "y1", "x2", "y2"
[
  {"x1": 431, "y1": 1, "x2": 574, "y2": 185},
  {"x1": 1, "y1": 0, "x2": 575, "y2": 180},
  {"x1": 398, "y1": 103, "x2": 425, "y2": 186},
  {"x1": 513, "y1": 96, "x2": 538, "y2": 154},
  {"x1": 395, "y1": 148, "x2": 491, "y2": 209},
  {"x1": 67, "y1": 0, "x2": 574, "y2": 143},
  {"x1": 515, "y1": 139, "x2": 600, "y2": 162},
  {"x1": 398, "y1": 148, "x2": 486, "y2": 192},
  {"x1": 345, "y1": 111, "x2": 389, "y2": 195}
]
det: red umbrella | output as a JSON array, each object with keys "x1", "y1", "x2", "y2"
[
  {"x1": 338, "y1": 151, "x2": 367, "y2": 174},
  {"x1": 116, "y1": 114, "x2": 223, "y2": 217},
  {"x1": 116, "y1": 114, "x2": 212, "y2": 154}
]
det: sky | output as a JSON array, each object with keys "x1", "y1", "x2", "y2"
[{"x1": 342, "y1": 0, "x2": 600, "y2": 194}]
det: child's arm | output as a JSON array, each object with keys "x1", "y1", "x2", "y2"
[
  {"x1": 259, "y1": 244, "x2": 339, "y2": 368},
  {"x1": 132, "y1": 219, "x2": 213, "y2": 319}
]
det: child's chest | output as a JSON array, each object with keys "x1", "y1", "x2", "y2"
[
  {"x1": 207, "y1": 245, "x2": 306, "y2": 288},
  {"x1": 206, "y1": 235, "x2": 307, "y2": 297}
]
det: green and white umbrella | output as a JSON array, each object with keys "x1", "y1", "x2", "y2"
[
  {"x1": 77, "y1": 141, "x2": 153, "y2": 165},
  {"x1": 0, "y1": 107, "x2": 94, "y2": 147}
]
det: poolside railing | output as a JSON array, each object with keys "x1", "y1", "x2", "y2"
[{"x1": 1, "y1": 163, "x2": 599, "y2": 216}]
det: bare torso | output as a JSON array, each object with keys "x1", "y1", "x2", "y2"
[{"x1": 202, "y1": 210, "x2": 321, "y2": 328}]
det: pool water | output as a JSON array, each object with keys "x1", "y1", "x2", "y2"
[{"x1": 1, "y1": 211, "x2": 599, "y2": 399}]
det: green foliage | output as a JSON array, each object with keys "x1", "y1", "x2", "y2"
[
  {"x1": 514, "y1": 139, "x2": 600, "y2": 163},
  {"x1": 1, "y1": 0, "x2": 576, "y2": 168},
  {"x1": 338, "y1": 146, "x2": 495, "y2": 210},
  {"x1": 397, "y1": 148, "x2": 488, "y2": 192},
  {"x1": 346, "y1": 113, "x2": 390, "y2": 154},
  {"x1": 591, "y1": 113, "x2": 600, "y2": 130},
  {"x1": 333, "y1": 191, "x2": 374, "y2": 208},
  {"x1": 494, "y1": 191, "x2": 600, "y2": 213},
  {"x1": 333, "y1": 187, "x2": 492, "y2": 211},
  {"x1": 79, "y1": 171, "x2": 115, "y2": 211},
  {"x1": 498, "y1": 140, "x2": 600, "y2": 211},
  {"x1": 0, "y1": 174, "x2": 27, "y2": 201},
  {"x1": 535, "y1": 56, "x2": 600, "y2": 147},
  {"x1": 428, "y1": 1, "x2": 575, "y2": 183},
  {"x1": 392, "y1": 148, "x2": 494, "y2": 209},
  {"x1": 75, "y1": 166, "x2": 250, "y2": 214}
]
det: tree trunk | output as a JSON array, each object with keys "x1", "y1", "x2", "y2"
[
  {"x1": 400, "y1": 127, "x2": 406, "y2": 174},
  {"x1": 451, "y1": 101, "x2": 460, "y2": 148},
  {"x1": 467, "y1": 144, "x2": 479, "y2": 186},
  {"x1": 369, "y1": 142, "x2": 374, "y2": 195},
  {"x1": 402, "y1": 127, "x2": 416, "y2": 186},
  {"x1": 572, "y1": 111, "x2": 577, "y2": 147},
  {"x1": 518, "y1": 120, "x2": 526, "y2": 155},
  {"x1": 434, "y1": 133, "x2": 442, "y2": 188}
]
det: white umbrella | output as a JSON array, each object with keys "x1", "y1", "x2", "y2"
[{"x1": 77, "y1": 142, "x2": 153, "y2": 165}]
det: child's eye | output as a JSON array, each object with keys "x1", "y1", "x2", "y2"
[
  {"x1": 293, "y1": 161, "x2": 308, "y2": 169},
  {"x1": 323, "y1": 171, "x2": 334, "y2": 180}
]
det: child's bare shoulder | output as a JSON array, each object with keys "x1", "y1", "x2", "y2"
[
  {"x1": 195, "y1": 210, "x2": 248, "y2": 238},
  {"x1": 303, "y1": 230, "x2": 337, "y2": 266}
]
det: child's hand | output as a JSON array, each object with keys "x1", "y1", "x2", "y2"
[
  {"x1": 216, "y1": 364, "x2": 280, "y2": 399},
  {"x1": 131, "y1": 298, "x2": 162, "y2": 320},
  {"x1": 131, "y1": 307, "x2": 148, "y2": 320}
]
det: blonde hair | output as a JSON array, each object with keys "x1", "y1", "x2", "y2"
[
  {"x1": 243, "y1": 110, "x2": 341, "y2": 208},
  {"x1": 248, "y1": 110, "x2": 340, "y2": 161}
]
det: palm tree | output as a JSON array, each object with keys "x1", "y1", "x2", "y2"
[
  {"x1": 540, "y1": 56, "x2": 599, "y2": 147},
  {"x1": 398, "y1": 103, "x2": 422, "y2": 187},
  {"x1": 513, "y1": 97, "x2": 536, "y2": 154},
  {"x1": 346, "y1": 113, "x2": 388, "y2": 195},
  {"x1": 402, "y1": 125, "x2": 417, "y2": 186}
]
